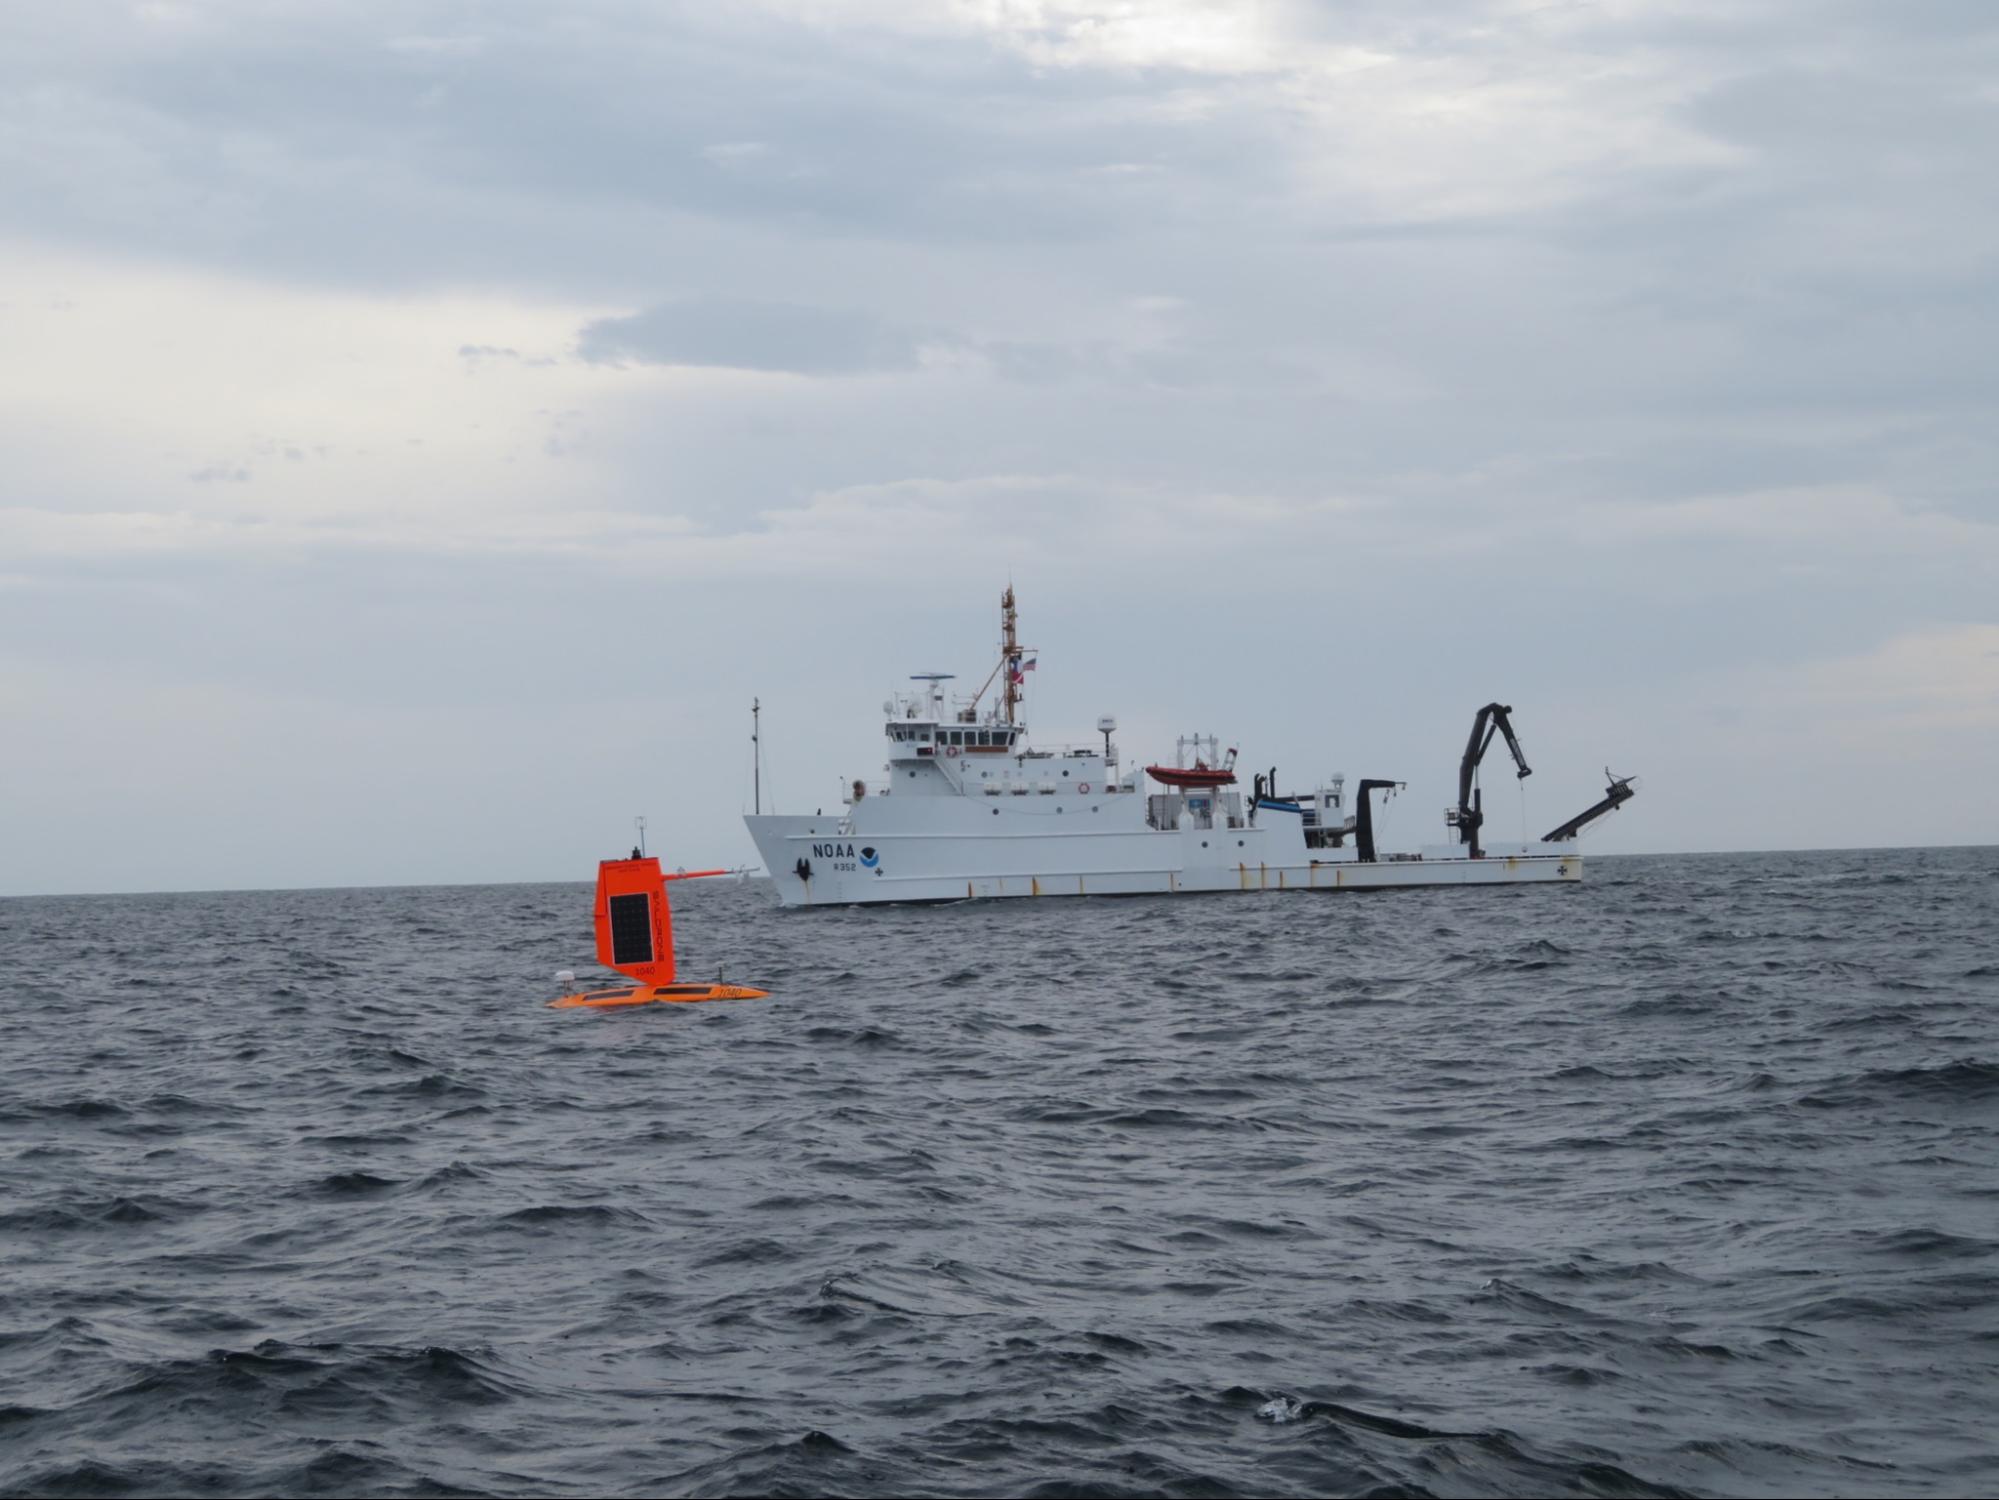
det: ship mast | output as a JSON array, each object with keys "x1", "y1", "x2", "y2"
[
  {"x1": 966, "y1": 585, "x2": 1032, "y2": 721},
  {"x1": 1001, "y1": 586, "x2": 1020, "y2": 726}
]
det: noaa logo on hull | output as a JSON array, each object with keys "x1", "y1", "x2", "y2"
[{"x1": 859, "y1": 847, "x2": 880, "y2": 869}]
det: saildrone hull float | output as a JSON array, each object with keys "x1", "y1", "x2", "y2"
[{"x1": 550, "y1": 982, "x2": 769, "y2": 1010}]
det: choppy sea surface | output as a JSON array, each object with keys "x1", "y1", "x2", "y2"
[{"x1": 2, "y1": 848, "x2": 1996, "y2": 1499}]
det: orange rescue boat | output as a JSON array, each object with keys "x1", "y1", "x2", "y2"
[
  {"x1": 549, "y1": 854, "x2": 770, "y2": 1009},
  {"x1": 1144, "y1": 764, "x2": 1238, "y2": 789}
]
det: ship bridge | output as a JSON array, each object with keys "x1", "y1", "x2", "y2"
[
  {"x1": 872, "y1": 673, "x2": 1125, "y2": 802},
  {"x1": 885, "y1": 675, "x2": 1025, "y2": 759}
]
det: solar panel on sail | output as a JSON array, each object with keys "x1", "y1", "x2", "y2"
[{"x1": 608, "y1": 892, "x2": 653, "y2": 965}]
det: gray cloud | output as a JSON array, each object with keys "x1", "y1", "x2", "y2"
[
  {"x1": 0, "y1": 4, "x2": 1234, "y2": 299},
  {"x1": 578, "y1": 298, "x2": 931, "y2": 375}
]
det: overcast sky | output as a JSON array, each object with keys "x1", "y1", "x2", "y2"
[{"x1": 4, "y1": 0, "x2": 1996, "y2": 895}]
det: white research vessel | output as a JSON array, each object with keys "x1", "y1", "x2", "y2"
[{"x1": 744, "y1": 589, "x2": 1636, "y2": 907}]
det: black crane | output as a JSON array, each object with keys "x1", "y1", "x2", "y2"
[
  {"x1": 1353, "y1": 779, "x2": 1404, "y2": 864},
  {"x1": 1543, "y1": 770, "x2": 1639, "y2": 843},
  {"x1": 1446, "y1": 702, "x2": 1531, "y2": 859}
]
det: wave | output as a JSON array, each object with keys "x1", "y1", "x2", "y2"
[
  {"x1": 492, "y1": 1204, "x2": 652, "y2": 1230},
  {"x1": 1799, "y1": 1058, "x2": 1999, "y2": 1108}
]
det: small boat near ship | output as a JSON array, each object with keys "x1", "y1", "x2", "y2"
[
  {"x1": 1144, "y1": 752, "x2": 1239, "y2": 790},
  {"x1": 743, "y1": 588, "x2": 1637, "y2": 907}
]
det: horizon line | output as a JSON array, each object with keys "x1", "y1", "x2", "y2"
[{"x1": 5, "y1": 841, "x2": 1997, "y2": 900}]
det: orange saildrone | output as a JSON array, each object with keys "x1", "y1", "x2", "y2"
[{"x1": 548, "y1": 854, "x2": 769, "y2": 1009}]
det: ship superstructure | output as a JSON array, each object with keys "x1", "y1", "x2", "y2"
[{"x1": 744, "y1": 589, "x2": 1634, "y2": 906}]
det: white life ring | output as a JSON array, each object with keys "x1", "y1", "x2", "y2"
[
  {"x1": 1077, "y1": 781, "x2": 1090, "y2": 794},
  {"x1": 944, "y1": 744, "x2": 960, "y2": 757}
]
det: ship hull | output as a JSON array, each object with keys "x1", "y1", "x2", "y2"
[{"x1": 745, "y1": 809, "x2": 1581, "y2": 907}]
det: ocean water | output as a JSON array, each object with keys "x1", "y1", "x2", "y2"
[{"x1": 1, "y1": 848, "x2": 1995, "y2": 1499}]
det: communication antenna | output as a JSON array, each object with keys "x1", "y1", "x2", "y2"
[
  {"x1": 634, "y1": 815, "x2": 647, "y2": 857},
  {"x1": 752, "y1": 698, "x2": 762, "y2": 816}
]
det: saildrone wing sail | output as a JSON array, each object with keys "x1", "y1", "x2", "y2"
[{"x1": 592, "y1": 856, "x2": 676, "y2": 985}]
